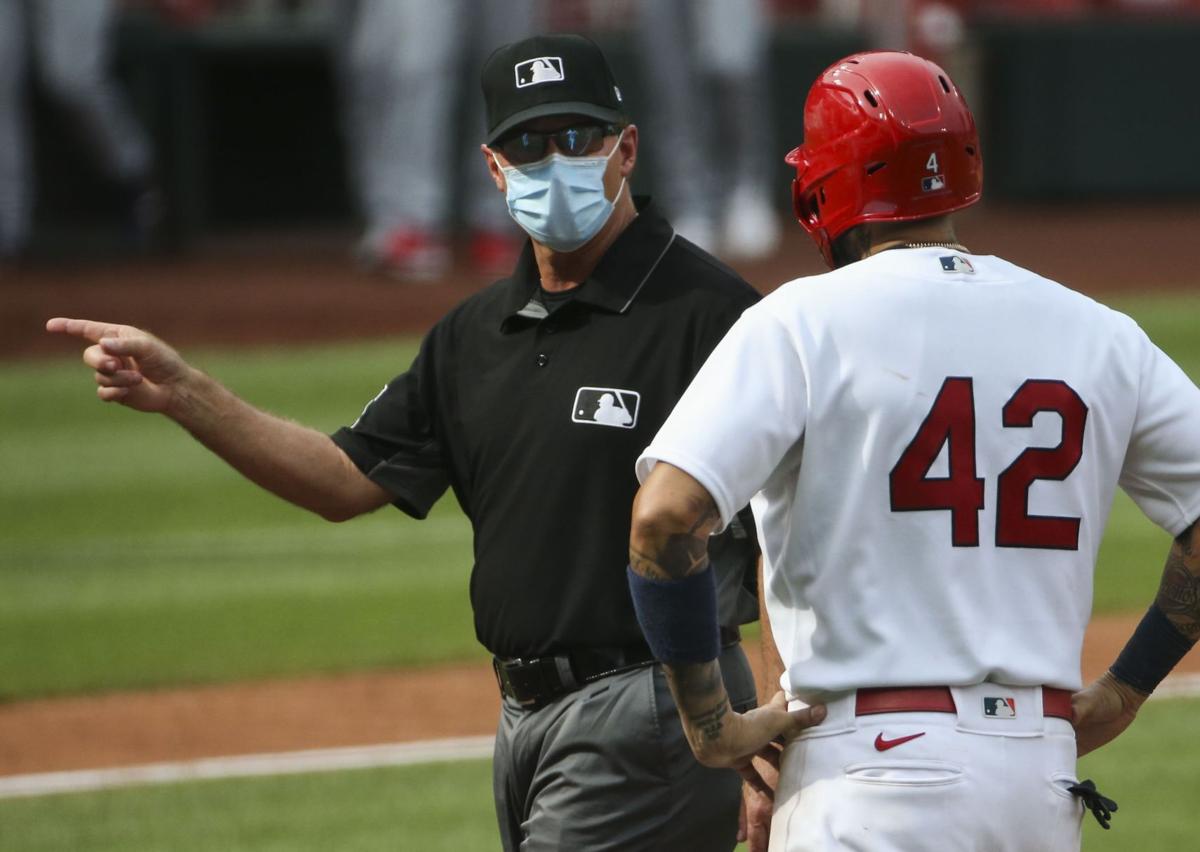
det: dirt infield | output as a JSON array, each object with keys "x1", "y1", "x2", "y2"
[
  {"x1": 2, "y1": 618, "x2": 1198, "y2": 777},
  {"x1": 6, "y1": 202, "x2": 1200, "y2": 361},
  {"x1": 3, "y1": 202, "x2": 1198, "y2": 779}
]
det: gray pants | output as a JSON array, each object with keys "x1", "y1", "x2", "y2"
[
  {"x1": 493, "y1": 643, "x2": 756, "y2": 851},
  {"x1": 460, "y1": 0, "x2": 537, "y2": 233},
  {"x1": 331, "y1": 0, "x2": 458, "y2": 242},
  {"x1": 329, "y1": 0, "x2": 534, "y2": 246},
  {"x1": 0, "y1": 0, "x2": 152, "y2": 253},
  {"x1": 634, "y1": 0, "x2": 773, "y2": 226}
]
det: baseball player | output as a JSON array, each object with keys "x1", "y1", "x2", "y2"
[
  {"x1": 633, "y1": 0, "x2": 781, "y2": 259},
  {"x1": 627, "y1": 51, "x2": 1200, "y2": 850},
  {"x1": 0, "y1": 0, "x2": 158, "y2": 261},
  {"x1": 331, "y1": 0, "x2": 535, "y2": 279}
]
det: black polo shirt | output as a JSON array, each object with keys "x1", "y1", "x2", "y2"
[{"x1": 331, "y1": 199, "x2": 761, "y2": 658}]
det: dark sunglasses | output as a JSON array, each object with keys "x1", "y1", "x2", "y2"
[{"x1": 496, "y1": 123, "x2": 623, "y2": 165}]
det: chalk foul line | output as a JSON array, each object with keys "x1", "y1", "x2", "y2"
[
  {"x1": 0, "y1": 736, "x2": 494, "y2": 800},
  {"x1": 3, "y1": 674, "x2": 1200, "y2": 800}
]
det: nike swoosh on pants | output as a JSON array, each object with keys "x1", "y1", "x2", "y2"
[{"x1": 874, "y1": 731, "x2": 926, "y2": 751}]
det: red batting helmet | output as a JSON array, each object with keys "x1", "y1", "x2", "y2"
[{"x1": 785, "y1": 51, "x2": 982, "y2": 267}]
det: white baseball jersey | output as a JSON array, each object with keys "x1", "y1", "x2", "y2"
[{"x1": 638, "y1": 247, "x2": 1200, "y2": 700}]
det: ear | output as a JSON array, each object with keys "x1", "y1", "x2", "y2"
[
  {"x1": 481, "y1": 144, "x2": 507, "y2": 192},
  {"x1": 617, "y1": 124, "x2": 638, "y2": 179}
]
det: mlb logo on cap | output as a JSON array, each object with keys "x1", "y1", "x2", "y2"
[
  {"x1": 983, "y1": 697, "x2": 1017, "y2": 718},
  {"x1": 515, "y1": 56, "x2": 564, "y2": 88},
  {"x1": 482, "y1": 34, "x2": 626, "y2": 145}
]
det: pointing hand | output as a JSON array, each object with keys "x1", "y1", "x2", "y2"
[{"x1": 46, "y1": 317, "x2": 192, "y2": 413}]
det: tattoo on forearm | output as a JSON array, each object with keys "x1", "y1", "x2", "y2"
[
  {"x1": 667, "y1": 660, "x2": 725, "y2": 700},
  {"x1": 630, "y1": 539, "x2": 708, "y2": 581},
  {"x1": 1155, "y1": 521, "x2": 1200, "y2": 642},
  {"x1": 630, "y1": 495, "x2": 720, "y2": 580},
  {"x1": 1180, "y1": 523, "x2": 1197, "y2": 560},
  {"x1": 689, "y1": 701, "x2": 729, "y2": 742},
  {"x1": 665, "y1": 661, "x2": 730, "y2": 743}
]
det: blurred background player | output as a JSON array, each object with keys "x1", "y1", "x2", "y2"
[
  {"x1": 0, "y1": 0, "x2": 160, "y2": 265},
  {"x1": 331, "y1": 0, "x2": 535, "y2": 282},
  {"x1": 633, "y1": 0, "x2": 782, "y2": 260}
]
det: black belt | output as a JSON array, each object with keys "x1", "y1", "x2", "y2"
[{"x1": 493, "y1": 626, "x2": 741, "y2": 709}]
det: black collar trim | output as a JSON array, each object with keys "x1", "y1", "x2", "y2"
[
  {"x1": 618, "y1": 231, "x2": 674, "y2": 314},
  {"x1": 497, "y1": 197, "x2": 671, "y2": 330}
]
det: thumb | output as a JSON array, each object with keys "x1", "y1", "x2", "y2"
[
  {"x1": 787, "y1": 702, "x2": 826, "y2": 732},
  {"x1": 1069, "y1": 689, "x2": 1096, "y2": 724},
  {"x1": 778, "y1": 692, "x2": 826, "y2": 740},
  {"x1": 762, "y1": 691, "x2": 826, "y2": 739}
]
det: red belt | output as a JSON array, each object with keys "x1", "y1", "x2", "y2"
[{"x1": 855, "y1": 686, "x2": 1074, "y2": 722}]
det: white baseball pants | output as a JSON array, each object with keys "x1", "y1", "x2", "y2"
[{"x1": 773, "y1": 683, "x2": 1085, "y2": 851}]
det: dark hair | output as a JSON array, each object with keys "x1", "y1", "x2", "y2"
[{"x1": 829, "y1": 225, "x2": 869, "y2": 269}]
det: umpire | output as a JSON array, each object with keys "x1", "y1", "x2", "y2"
[{"x1": 48, "y1": 33, "x2": 763, "y2": 850}]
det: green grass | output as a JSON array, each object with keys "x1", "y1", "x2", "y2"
[
  {"x1": 0, "y1": 760, "x2": 498, "y2": 852},
  {"x1": 1077, "y1": 695, "x2": 1199, "y2": 849},
  {"x1": 0, "y1": 697, "x2": 1195, "y2": 851},
  {"x1": 1, "y1": 340, "x2": 483, "y2": 699},
  {"x1": 1, "y1": 292, "x2": 1198, "y2": 700},
  {"x1": 1105, "y1": 292, "x2": 1200, "y2": 379}
]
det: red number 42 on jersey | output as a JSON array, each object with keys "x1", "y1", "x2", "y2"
[{"x1": 889, "y1": 376, "x2": 1088, "y2": 551}]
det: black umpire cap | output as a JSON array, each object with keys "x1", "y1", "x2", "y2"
[{"x1": 482, "y1": 33, "x2": 626, "y2": 145}]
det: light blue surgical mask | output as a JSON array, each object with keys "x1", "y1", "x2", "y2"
[{"x1": 494, "y1": 131, "x2": 626, "y2": 252}]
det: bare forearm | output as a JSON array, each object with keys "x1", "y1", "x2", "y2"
[
  {"x1": 46, "y1": 317, "x2": 387, "y2": 519},
  {"x1": 167, "y1": 367, "x2": 387, "y2": 520},
  {"x1": 631, "y1": 468, "x2": 826, "y2": 770},
  {"x1": 663, "y1": 660, "x2": 734, "y2": 761},
  {"x1": 629, "y1": 464, "x2": 732, "y2": 755}
]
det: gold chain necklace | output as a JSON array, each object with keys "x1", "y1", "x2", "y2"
[
  {"x1": 898, "y1": 241, "x2": 971, "y2": 252},
  {"x1": 869, "y1": 239, "x2": 972, "y2": 257}
]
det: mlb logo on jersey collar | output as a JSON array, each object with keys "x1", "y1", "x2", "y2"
[
  {"x1": 983, "y1": 696, "x2": 1017, "y2": 718},
  {"x1": 515, "y1": 57, "x2": 564, "y2": 88},
  {"x1": 940, "y1": 255, "x2": 974, "y2": 274}
]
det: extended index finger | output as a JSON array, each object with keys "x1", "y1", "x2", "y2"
[{"x1": 46, "y1": 317, "x2": 128, "y2": 343}]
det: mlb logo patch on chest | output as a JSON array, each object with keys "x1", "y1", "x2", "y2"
[
  {"x1": 983, "y1": 696, "x2": 1017, "y2": 718},
  {"x1": 572, "y1": 387, "x2": 640, "y2": 429}
]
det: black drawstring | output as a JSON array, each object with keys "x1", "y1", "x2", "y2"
[{"x1": 1066, "y1": 779, "x2": 1118, "y2": 830}]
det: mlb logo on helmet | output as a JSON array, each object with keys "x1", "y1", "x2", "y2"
[
  {"x1": 515, "y1": 56, "x2": 564, "y2": 88},
  {"x1": 783, "y1": 52, "x2": 983, "y2": 268},
  {"x1": 983, "y1": 697, "x2": 1017, "y2": 718}
]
